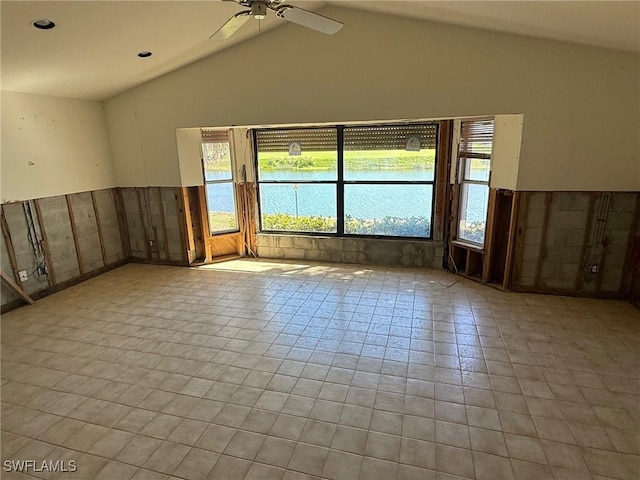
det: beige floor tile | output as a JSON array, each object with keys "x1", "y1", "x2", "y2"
[
  {"x1": 434, "y1": 401, "x2": 466, "y2": 424},
  {"x1": 568, "y1": 423, "x2": 615, "y2": 449},
  {"x1": 162, "y1": 395, "x2": 199, "y2": 417},
  {"x1": 2, "y1": 261, "x2": 639, "y2": 480},
  {"x1": 400, "y1": 438, "x2": 436, "y2": 470},
  {"x1": 338, "y1": 404, "x2": 371, "y2": 429},
  {"x1": 504, "y1": 433, "x2": 547, "y2": 464},
  {"x1": 322, "y1": 450, "x2": 363, "y2": 480},
  {"x1": 74, "y1": 453, "x2": 109, "y2": 479},
  {"x1": 143, "y1": 441, "x2": 189, "y2": 475},
  {"x1": 245, "y1": 463, "x2": 286, "y2": 480},
  {"x1": 281, "y1": 395, "x2": 315, "y2": 417},
  {"x1": 206, "y1": 455, "x2": 251, "y2": 480},
  {"x1": 398, "y1": 464, "x2": 437, "y2": 480},
  {"x1": 494, "y1": 392, "x2": 529, "y2": 415},
  {"x1": 364, "y1": 431, "x2": 401, "y2": 462},
  {"x1": 172, "y1": 447, "x2": 219, "y2": 480},
  {"x1": 469, "y1": 426, "x2": 508, "y2": 456},
  {"x1": 94, "y1": 460, "x2": 139, "y2": 480},
  {"x1": 116, "y1": 435, "x2": 163, "y2": 466},
  {"x1": 93, "y1": 403, "x2": 132, "y2": 427},
  {"x1": 287, "y1": 443, "x2": 329, "y2": 477},
  {"x1": 436, "y1": 444, "x2": 474, "y2": 478},
  {"x1": 499, "y1": 411, "x2": 537, "y2": 436},
  {"x1": 300, "y1": 420, "x2": 337, "y2": 447},
  {"x1": 255, "y1": 436, "x2": 297, "y2": 467},
  {"x1": 270, "y1": 414, "x2": 306, "y2": 440},
  {"x1": 194, "y1": 424, "x2": 236, "y2": 453},
  {"x1": 541, "y1": 440, "x2": 589, "y2": 472},
  {"x1": 359, "y1": 457, "x2": 399, "y2": 480},
  {"x1": 212, "y1": 404, "x2": 251, "y2": 427},
  {"x1": 473, "y1": 451, "x2": 514, "y2": 480},
  {"x1": 131, "y1": 469, "x2": 170, "y2": 480},
  {"x1": 402, "y1": 415, "x2": 435, "y2": 441},
  {"x1": 435, "y1": 420, "x2": 470, "y2": 449},
  {"x1": 223, "y1": 430, "x2": 266, "y2": 460},
  {"x1": 88, "y1": 429, "x2": 135, "y2": 458},
  {"x1": 370, "y1": 409, "x2": 403, "y2": 435},
  {"x1": 116, "y1": 409, "x2": 158, "y2": 434},
  {"x1": 581, "y1": 447, "x2": 640, "y2": 480},
  {"x1": 141, "y1": 414, "x2": 182, "y2": 440},
  {"x1": 167, "y1": 419, "x2": 208, "y2": 446},
  {"x1": 510, "y1": 459, "x2": 554, "y2": 480},
  {"x1": 185, "y1": 399, "x2": 224, "y2": 422},
  {"x1": 61, "y1": 423, "x2": 110, "y2": 451}
]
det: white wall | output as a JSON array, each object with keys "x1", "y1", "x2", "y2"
[
  {"x1": 176, "y1": 128, "x2": 204, "y2": 186},
  {"x1": 1, "y1": 91, "x2": 115, "y2": 202},
  {"x1": 104, "y1": 6, "x2": 639, "y2": 192},
  {"x1": 492, "y1": 115, "x2": 524, "y2": 191}
]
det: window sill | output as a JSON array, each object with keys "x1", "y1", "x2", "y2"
[{"x1": 451, "y1": 239, "x2": 484, "y2": 253}]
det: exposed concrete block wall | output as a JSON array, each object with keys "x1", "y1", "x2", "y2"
[
  {"x1": 2, "y1": 202, "x2": 51, "y2": 295},
  {"x1": 120, "y1": 187, "x2": 186, "y2": 263},
  {"x1": 1, "y1": 229, "x2": 21, "y2": 305},
  {"x1": 598, "y1": 193, "x2": 639, "y2": 293},
  {"x1": 256, "y1": 234, "x2": 444, "y2": 269},
  {"x1": 1, "y1": 188, "x2": 127, "y2": 310},
  {"x1": 513, "y1": 191, "x2": 639, "y2": 297},
  {"x1": 38, "y1": 196, "x2": 81, "y2": 283},
  {"x1": 68, "y1": 192, "x2": 104, "y2": 274},
  {"x1": 121, "y1": 188, "x2": 148, "y2": 259},
  {"x1": 161, "y1": 188, "x2": 187, "y2": 262},
  {"x1": 93, "y1": 189, "x2": 126, "y2": 265}
]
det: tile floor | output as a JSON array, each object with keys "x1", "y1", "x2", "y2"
[{"x1": 1, "y1": 259, "x2": 639, "y2": 480}]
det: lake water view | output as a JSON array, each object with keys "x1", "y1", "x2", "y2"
[{"x1": 206, "y1": 169, "x2": 488, "y2": 231}]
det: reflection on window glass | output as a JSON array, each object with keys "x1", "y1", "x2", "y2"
[
  {"x1": 202, "y1": 138, "x2": 238, "y2": 235},
  {"x1": 463, "y1": 157, "x2": 490, "y2": 182},
  {"x1": 203, "y1": 142, "x2": 232, "y2": 181},
  {"x1": 458, "y1": 183, "x2": 488, "y2": 244},
  {"x1": 256, "y1": 124, "x2": 437, "y2": 238},
  {"x1": 257, "y1": 128, "x2": 337, "y2": 181},
  {"x1": 345, "y1": 185, "x2": 432, "y2": 237},
  {"x1": 344, "y1": 149, "x2": 435, "y2": 182},
  {"x1": 206, "y1": 182, "x2": 238, "y2": 233},
  {"x1": 259, "y1": 183, "x2": 337, "y2": 233}
]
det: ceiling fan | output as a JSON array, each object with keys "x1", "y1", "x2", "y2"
[{"x1": 211, "y1": 0, "x2": 343, "y2": 40}]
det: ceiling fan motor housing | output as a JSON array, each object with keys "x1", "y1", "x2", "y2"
[{"x1": 251, "y1": 1, "x2": 267, "y2": 19}]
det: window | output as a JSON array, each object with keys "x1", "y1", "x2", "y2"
[
  {"x1": 256, "y1": 128, "x2": 337, "y2": 233},
  {"x1": 202, "y1": 130, "x2": 238, "y2": 234},
  {"x1": 456, "y1": 119, "x2": 494, "y2": 245},
  {"x1": 343, "y1": 125, "x2": 437, "y2": 237},
  {"x1": 255, "y1": 123, "x2": 438, "y2": 238}
]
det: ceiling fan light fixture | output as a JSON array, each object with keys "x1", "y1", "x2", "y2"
[
  {"x1": 33, "y1": 19, "x2": 55, "y2": 30},
  {"x1": 251, "y1": 2, "x2": 267, "y2": 20}
]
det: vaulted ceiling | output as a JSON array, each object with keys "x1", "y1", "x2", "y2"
[{"x1": 2, "y1": 1, "x2": 638, "y2": 101}]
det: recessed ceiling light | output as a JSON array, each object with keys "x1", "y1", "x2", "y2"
[
  {"x1": 33, "y1": 19, "x2": 56, "y2": 30},
  {"x1": 137, "y1": 51, "x2": 152, "y2": 58}
]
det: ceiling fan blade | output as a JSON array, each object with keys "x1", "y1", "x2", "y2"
[
  {"x1": 210, "y1": 11, "x2": 251, "y2": 40},
  {"x1": 276, "y1": 5, "x2": 343, "y2": 35}
]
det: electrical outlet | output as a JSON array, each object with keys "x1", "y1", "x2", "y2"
[
  {"x1": 18, "y1": 270, "x2": 28, "y2": 282},
  {"x1": 149, "y1": 240, "x2": 154, "y2": 247},
  {"x1": 590, "y1": 265, "x2": 599, "y2": 273}
]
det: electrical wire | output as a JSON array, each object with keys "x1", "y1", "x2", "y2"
[
  {"x1": 22, "y1": 201, "x2": 47, "y2": 278},
  {"x1": 436, "y1": 250, "x2": 460, "y2": 288}
]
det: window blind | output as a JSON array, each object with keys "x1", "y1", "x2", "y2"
[
  {"x1": 459, "y1": 119, "x2": 494, "y2": 158},
  {"x1": 256, "y1": 128, "x2": 337, "y2": 152},
  {"x1": 344, "y1": 124, "x2": 437, "y2": 151},
  {"x1": 201, "y1": 129, "x2": 229, "y2": 143}
]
